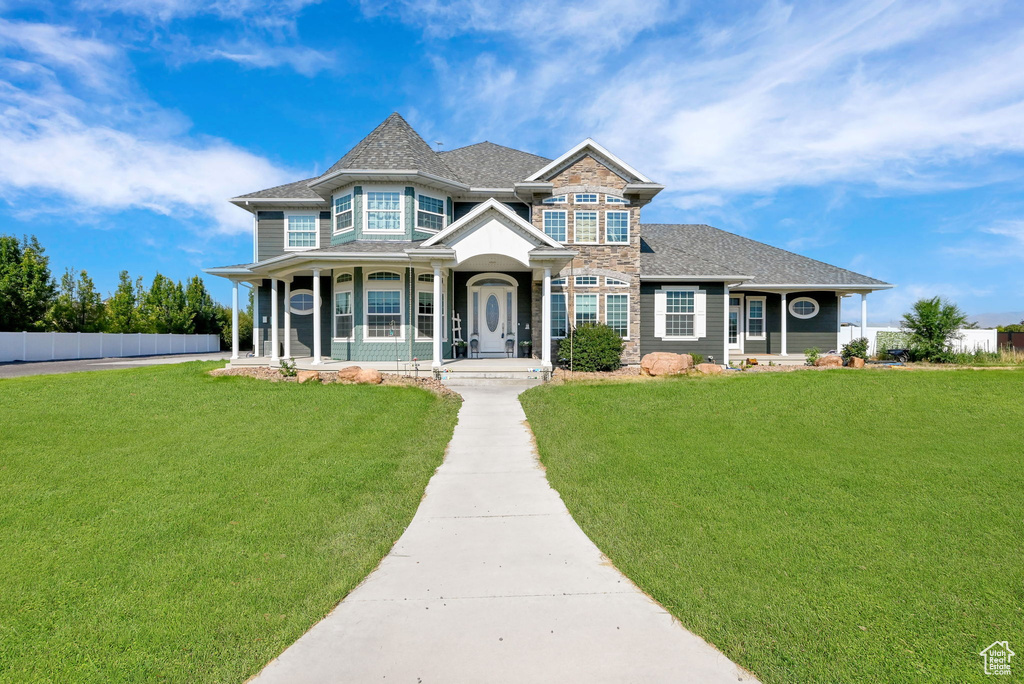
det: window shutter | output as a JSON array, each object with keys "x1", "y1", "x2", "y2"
[
  {"x1": 695, "y1": 289, "x2": 707, "y2": 338},
  {"x1": 654, "y1": 289, "x2": 666, "y2": 339}
]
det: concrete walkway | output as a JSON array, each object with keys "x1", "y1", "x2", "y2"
[{"x1": 251, "y1": 382, "x2": 756, "y2": 683}]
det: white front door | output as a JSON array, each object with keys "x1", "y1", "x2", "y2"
[
  {"x1": 478, "y1": 286, "x2": 511, "y2": 354},
  {"x1": 729, "y1": 296, "x2": 743, "y2": 350}
]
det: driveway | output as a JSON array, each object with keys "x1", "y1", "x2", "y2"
[
  {"x1": 0, "y1": 353, "x2": 229, "y2": 378},
  {"x1": 250, "y1": 381, "x2": 758, "y2": 683}
]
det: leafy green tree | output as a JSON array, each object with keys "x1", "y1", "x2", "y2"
[
  {"x1": 0, "y1": 235, "x2": 55, "y2": 331},
  {"x1": 105, "y1": 271, "x2": 140, "y2": 333},
  {"x1": 997, "y1": 322, "x2": 1024, "y2": 333},
  {"x1": 216, "y1": 289, "x2": 253, "y2": 351},
  {"x1": 184, "y1": 276, "x2": 220, "y2": 335},
  {"x1": 138, "y1": 273, "x2": 193, "y2": 334},
  {"x1": 46, "y1": 269, "x2": 106, "y2": 332},
  {"x1": 901, "y1": 297, "x2": 969, "y2": 362}
]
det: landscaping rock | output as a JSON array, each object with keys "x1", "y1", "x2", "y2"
[
  {"x1": 355, "y1": 368, "x2": 383, "y2": 384},
  {"x1": 640, "y1": 352, "x2": 693, "y2": 376},
  {"x1": 296, "y1": 370, "x2": 320, "y2": 384},
  {"x1": 336, "y1": 366, "x2": 363, "y2": 382},
  {"x1": 814, "y1": 355, "x2": 843, "y2": 368},
  {"x1": 849, "y1": 357, "x2": 866, "y2": 369},
  {"x1": 695, "y1": 363, "x2": 723, "y2": 375}
]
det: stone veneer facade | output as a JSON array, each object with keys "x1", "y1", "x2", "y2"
[{"x1": 528, "y1": 155, "x2": 642, "y2": 364}]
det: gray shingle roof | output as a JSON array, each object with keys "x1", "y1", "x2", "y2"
[
  {"x1": 439, "y1": 142, "x2": 550, "y2": 188},
  {"x1": 235, "y1": 177, "x2": 321, "y2": 200},
  {"x1": 324, "y1": 113, "x2": 460, "y2": 181},
  {"x1": 641, "y1": 224, "x2": 890, "y2": 286},
  {"x1": 310, "y1": 240, "x2": 425, "y2": 253}
]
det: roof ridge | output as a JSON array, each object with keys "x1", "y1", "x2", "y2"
[{"x1": 441, "y1": 140, "x2": 551, "y2": 162}]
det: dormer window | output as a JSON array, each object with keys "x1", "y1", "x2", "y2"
[
  {"x1": 542, "y1": 195, "x2": 567, "y2": 204},
  {"x1": 366, "y1": 191, "x2": 402, "y2": 232},
  {"x1": 417, "y1": 195, "x2": 445, "y2": 232},
  {"x1": 333, "y1": 193, "x2": 353, "y2": 232}
]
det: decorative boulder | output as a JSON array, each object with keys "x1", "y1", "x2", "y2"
[
  {"x1": 640, "y1": 352, "x2": 694, "y2": 376},
  {"x1": 695, "y1": 363, "x2": 723, "y2": 375},
  {"x1": 296, "y1": 370, "x2": 320, "y2": 384},
  {"x1": 355, "y1": 368, "x2": 383, "y2": 384},
  {"x1": 849, "y1": 357, "x2": 866, "y2": 369},
  {"x1": 336, "y1": 366, "x2": 363, "y2": 383},
  {"x1": 814, "y1": 355, "x2": 843, "y2": 368}
]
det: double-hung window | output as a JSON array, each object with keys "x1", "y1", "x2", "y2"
[
  {"x1": 666, "y1": 290, "x2": 695, "y2": 337},
  {"x1": 747, "y1": 297, "x2": 765, "y2": 339},
  {"x1": 333, "y1": 194, "x2": 353, "y2": 232},
  {"x1": 334, "y1": 272, "x2": 353, "y2": 339},
  {"x1": 551, "y1": 293, "x2": 568, "y2": 338},
  {"x1": 366, "y1": 191, "x2": 402, "y2": 232},
  {"x1": 365, "y1": 271, "x2": 402, "y2": 339},
  {"x1": 606, "y1": 293, "x2": 629, "y2": 338},
  {"x1": 543, "y1": 210, "x2": 567, "y2": 242},
  {"x1": 574, "y1": 211, "x2": 598, "y2": 243},
  {"x1": 417, "y1": 195, "x2": 445, "y2": 232},
  {"x1": 605, "y1": 211, "x2": 629, "y2": 244},
  {"x1": 575, "y1": 293, "x2": 598, "y2": 328},
  {"x1": 285, "y1": 214, "x2": 318, "y2": 249}
]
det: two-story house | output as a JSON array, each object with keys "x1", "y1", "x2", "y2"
[{"x1": 206, "y1": 113, "x2": 891, "y2": 369}]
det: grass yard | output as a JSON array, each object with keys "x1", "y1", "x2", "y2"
[
  {"x1": 521, "y1": 369, "x2": 1024, "y2": 683},
  {"x1": 0, "y1": 362, "x2": 460, "y2": 683}
]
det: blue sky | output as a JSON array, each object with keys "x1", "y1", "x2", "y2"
[{"x1": 1, "y1": 0, "x2": 1023, "y2": 324}]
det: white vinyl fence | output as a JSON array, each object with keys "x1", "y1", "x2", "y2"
[
  {"x1": 837, "y1": 326, "x2": 998, "y2": 356},
  {"x1": 0, "y1": 332, "x2": 222, "y2": 363}
]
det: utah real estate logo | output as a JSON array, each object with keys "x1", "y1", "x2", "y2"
[{"x1": 980, "y1": 641, "x2": 1015, "y2": 676}]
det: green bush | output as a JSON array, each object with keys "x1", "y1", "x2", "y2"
[
  {"x1": 279, "y1": 358, "x2": 297, "y2": 377},
  {"x1": 558, "y1": 323, "x2": 624, "y2": 371},
  {"x1": 804, "y1": 347, "x2": 821, "y2": 365},
  {"x1": 841, "y1": 337, "x2": 869, "y2": 362},
  {"x1": 691, "y1": 353, "x2": 705, "y2": 365},
  {"x1": 902, "y1": 297, "x2": 968, "y2": 362}
]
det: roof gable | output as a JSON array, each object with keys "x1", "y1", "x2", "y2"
[
  {"x1": 323, "y1": 113, "x2": 460, "y2": 181},
  {"x1": 525, "y1": 138, "x2": 653, "y2": 184}
]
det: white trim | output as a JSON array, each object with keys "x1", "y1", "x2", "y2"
[
  {"x1": 288, "y1": 288, "x2": 318, "y2": 315},
  {"x1": 363, "y1": 269, "x2": 405, "y2": 342},
  {"x1": 332, "y1": 191, "x2": 354, "y2": 234},
  {"x1": 655, "y1": 286, "x2": 705, "y2": 341},
  {"x1": 604, "y1": 210, "x2": 630, "y2": 244},
  {"x1": 605, "y1": 292, "x2": 630, "y2": 340},
  {"x1": 421, "y1": 198, "x2": 564, "y2": 249},
  {"x1": 543, "y1": 209, "x2": 569, "y2": 244},
  {"x1": 332, "y1": 268, "x2": 354, "y2": 341},
  {"x1": 573, "y1": 193, "x2": 599, "y2": 204},
  {"x1": 415, "y1": 190, "x2": 447, "y2": 233},
  {"x1": 573, "y1": 210, "x2": 599, "y2": 244},
  {"x1": 746, "y1": 296, "x2": 766, "y2": 340},
  {"x1": 728, "y1": 293, "x2": 745, "y2": 352},
  {"x1": 467, "y1": 272, "x2": 518, "y2": 355},
  {"x1": 284, "y1": 212, "x2": 320, "y2": 251},
  {"x1": 789, "y1": 296, "x2": 819, "y2": 319},
  {"x1": 525, "y1": 138, "x2": 654, "y2": 183},
  {"x1": 363, "y1": 186, "x2": 405, "y2": 234},
  {"x1": 415, "y1": 270, "x2": 447, "y2": 342}
]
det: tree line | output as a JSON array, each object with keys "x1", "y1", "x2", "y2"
[{"x1": 0, "y1": 235, "x2": 252, "y2": 349}]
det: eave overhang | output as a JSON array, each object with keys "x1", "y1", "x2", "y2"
[{"x1": 307, "y1": 169, "x2": 470, "y2": 199}]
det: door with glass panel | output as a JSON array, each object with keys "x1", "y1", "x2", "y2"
[{"x1": 728, "y1": 296, "x2": 743, "y2": 350}]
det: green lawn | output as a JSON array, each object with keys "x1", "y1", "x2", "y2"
[
  {"x1": 0, "y1": 362, "x2": 460, "y2": 683},
  {"x1": 521, "y1": 369, "x2": 1024, "y2": 683}
]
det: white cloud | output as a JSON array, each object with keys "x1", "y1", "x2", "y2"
[
  {"x1": 75, "y1": 0, "x2": 321, "y2": 24},
  {"x1": 190, "y1": 40, "x2": 334, "y2": 76},
  {"x1": 0, "y1": 20, "x2": 295, "y2": 235}
]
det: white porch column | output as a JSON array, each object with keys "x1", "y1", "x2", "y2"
[
  {"x1": 432, "y1": 266, "x2": 443, "y2": 368},
  {"x1": 270, "y1": 279, "x2": 279, "y2": 362},
  {"x1": 253, "y1": 284, "x2": 260, "y2": 356},
  {"x1": 231, "y1": 280, "x2": 240, "y2": 360},
  {"x1": 860, "y1": 293, "x2": 868, "y2": 339},
  {"x1": 723, "y1": 286, "x2": 730, "y2": 367},
  {"x1": 780, "y1": 291, "x2": 789, "y2": 357},
  {"x1": 283, "y1": 279, "x2": 292, "y2": 361},
  {"x1": 542, "y1": 268, "x2": 552, "y2": 367},
  {"x1": 312, "y1": 269, "x2": 322, "y2": 365}
]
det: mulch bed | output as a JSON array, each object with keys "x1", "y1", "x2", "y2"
[{"x1": 208, "y1": 366, "x2": 459, "y2": 399}]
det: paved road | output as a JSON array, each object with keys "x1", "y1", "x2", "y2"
[
  {"x1": 0, "y1": 353, "x2": 229, "y2": 379},
  {"x1": 251, "y1": 381, "x2": 757, "y2": 683}
]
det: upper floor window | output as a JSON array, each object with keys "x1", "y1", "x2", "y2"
[
  {"x1": 606, "y1": 211, "x2": 629, "y2": 244},
  {"x1": 575, "y1": 275, "x2": 598, "y2": 287},
  {"x1": 333, "y1": 193, "x2": 353, "y2": 232},
  {"x1": 551, "y1": 277, "x2": 566, "y2": 287},
  {"x1": 606, "y1": 277, "x2": 628, "y2": 287},
  {"x1": 574, "y1": 193, "x2": 598, "y2": 204},
  {"x1": 417, "y1": 195, "x2": 445, "y2": 232},
  {"x1": 543, "y1": 210, "x2": 567, "y2": 242},
  {"x1": 366, "y1": 191, "x2": 402, "y2": 232},
  {"x1": 368, "y1": 271, "x2": 401, "y2": 281},
  {"x1": 574, "y1": 211, "x2": 598, "y2": 243},
  {"x1": 605, "y1": 195, "x2": 630, "y2": 205},
  {"x1": 286, "y1": 214, "x2": 318, "y2": 249},
  {"x1": 542, "y1": 195, "x2": 567, "y2": 204}
]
